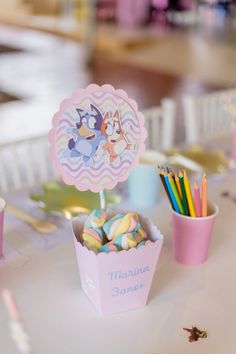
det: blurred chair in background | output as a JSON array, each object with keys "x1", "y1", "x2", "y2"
[
  {"x1": 0, "y1": 136, "x2": 57, "y2": 194},
  {"x1": 142, "y1": 98, "x2": 176, "y2": 151},
  {"x1": 182, "y1": 89, "x2": 236, "y2": 145},
  {"x1": 77, "y1": 0, "x2": 97, "y2": 64}
]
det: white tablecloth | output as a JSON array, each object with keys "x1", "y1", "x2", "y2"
[{"x1": 0, "y1": 172, "x2": 235, "y2": 354}]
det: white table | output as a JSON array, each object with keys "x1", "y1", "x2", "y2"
[{"x1": 0, "y1": 172, "x2": 236, "y2": 354}]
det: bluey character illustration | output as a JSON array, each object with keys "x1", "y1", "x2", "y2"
[
  {"x1": 66, "y1": 104, "x2": 105, "y2": 163},
  {"x1": 101, "y1": 110, "x2": 135, "y2": 163}
]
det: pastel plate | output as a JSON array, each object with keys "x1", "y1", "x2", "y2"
[
  {"x1": 167, "y1": 145, "x2": 235, "y2": 174},
  {"x1": 30, "y1": 182, "x2": 121, "y2": 219}
]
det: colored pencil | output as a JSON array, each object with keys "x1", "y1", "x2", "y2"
[
  {"x1": 158, "y1": 168, "x2": 174, "y2": 209},
  {"x1": 163, "y1": 173, "x2": 180, "y2": 213},
  {"x1": 194, "y1": 182, "x2": 201, "y2": 217},
  {"x1": 168, "y1": 175, "x2": 184, "y2": 214},
  {"x1": 202, "y1": 174, "x2": 208, "y2": 217},
  {"x1": 158, "y1": 166, "x2": 208, "y2": 218},
  {"x1": 167, "y1": 167, "x2": 175, "y2": 177},
  {"x1": 179, "y1": 172, "x2": 189, "y2": 216},
  {"x1": 175, "y1": 173, "x2": 182, "y2": 199},
  {"x1": 2, "y1": 289, "x2": 33, "y2": 354},
  {"x1": 183, "y1": 170, "x2": 196, "y2": 217}
]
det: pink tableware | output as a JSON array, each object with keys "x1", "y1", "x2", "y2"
[{"x1": 171, "y1": 202, "x2": 218, "y2": 266}]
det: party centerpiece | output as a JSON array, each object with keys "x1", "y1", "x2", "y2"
[{"x1": 49, "y1": 84, "x2": 163, "y2": 315}]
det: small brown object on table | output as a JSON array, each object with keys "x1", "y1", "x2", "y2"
[{"x1": 183, "y1": 326, "x2": 207, "y2": 342}]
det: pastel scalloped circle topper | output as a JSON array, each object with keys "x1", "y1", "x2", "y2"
[{"x1": 49, "y1": 84, "x2": 146, "y2": 192}]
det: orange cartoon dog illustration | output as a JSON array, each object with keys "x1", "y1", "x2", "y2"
[{"x1": 101, "y1": 110, "x2": 135, "y2": 163}]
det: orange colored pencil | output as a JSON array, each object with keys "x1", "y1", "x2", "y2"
[
  {"x1": 175, "y1": 173, "x2": 182, "y2": 199},
  {"x1": 202, "y1": 174, "x2": 207, "y2": 217}
]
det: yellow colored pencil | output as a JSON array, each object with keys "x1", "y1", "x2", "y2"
[
  {"x1": 183, "y1": 170, "x2": 196, "y2": 217},
  {"x1": 175, "y1": 173, "x2": 182, "y2": 199},
  {"x1": 202, "y1": 173, "x2": 208, "y2": 217},
  {"x1": 168, "y1": 175, "x2": 184, "y2": 214}
]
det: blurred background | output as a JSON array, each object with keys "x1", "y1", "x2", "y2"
[
  {"x1": 0, "y1": 0, "x2": 236, "y2": 211},
  {"x1": 0, "y1": 0, "x2": 236, "y2": 145},
  {"x1": 1, "y1": 4, "x2": 236, "y2": 351}
]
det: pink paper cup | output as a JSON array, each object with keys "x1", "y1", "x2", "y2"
[
  {"x1": 0, "y1": 198, "x2": 6, "y2": 257},
  {"x1": 72, "y1": 212, "x2": 163, "y2": 315},
  {"x1": 171, "y1": 202, "x2": 218, "y2": 266}
]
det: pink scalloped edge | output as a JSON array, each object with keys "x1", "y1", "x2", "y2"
[
  {"x1": 48, "y1": 84, "x2": 147, "y2": 192},
  {"x1": 72, "y1": 212, "x2": 164, "y2": 259}
]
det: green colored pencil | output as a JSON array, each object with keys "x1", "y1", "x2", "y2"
[
  {"x1": 179, "y1": 172, "x2": 189, "y2": 216},
  {"x1": 168, "y1": 175, "x2": 184, "y2": 214}
]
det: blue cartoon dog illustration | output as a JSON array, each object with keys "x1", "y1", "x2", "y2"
[{"x1": 66, "y1": 104, "x2": 105, "y2": 163}]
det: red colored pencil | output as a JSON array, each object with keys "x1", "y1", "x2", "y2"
[{"x1": 194, "y1": 182, "x2": 201, "y2": 217}]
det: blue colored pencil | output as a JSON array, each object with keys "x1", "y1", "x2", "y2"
[
  {"x1": 164, "y1": 173, "x2": 180, "y2": 213},
  {"x1": 158, "y1": 167, "x2": 174, "y2": 209}
]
